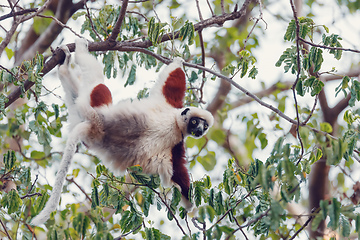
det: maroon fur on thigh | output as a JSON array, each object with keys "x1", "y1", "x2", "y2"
[{"x1": 171, "y1": 141, "x2": 190, "y2": 199}]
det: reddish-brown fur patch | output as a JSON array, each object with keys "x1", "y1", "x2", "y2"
[
  {"x1": 90, "y1": 84, "x2": 112, "y2": 107},
  {"x1": 162, "y1": 68, "x2": 186, "y2": 108},
  {"x1": 171, "y1": 141, "x2": 190, "y2": 199}
]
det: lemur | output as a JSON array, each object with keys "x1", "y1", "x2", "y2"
[{"x1": 31, "y1": 39, "x2": 214, "y2": 225}]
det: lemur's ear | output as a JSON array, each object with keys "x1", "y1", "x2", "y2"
[{"x1": 181, "y1": 108, "x2": 190, "y2": 116}]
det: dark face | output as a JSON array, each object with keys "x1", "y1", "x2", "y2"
[{"x1": 187, "y1": 117, "x2": 209, "y2": 137}]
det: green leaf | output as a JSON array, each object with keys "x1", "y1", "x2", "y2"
[
  {"x1": 340, "y1": 215, "x2": 350, "y2": 237},
  {"x1": 6, "y1": 190, "x2": 22, "y2": 214},
  {"x1": 72, "y1": 11, "x2": 86, "y2": 20},
  {"x1": 197, "y1": 151, "x2": 216, "y2": 171},
  {"x1": 143, "y1": 188, "x2": 154, "y2": 217},
  {"x1": 95, "y1": 164, "x2": 106, "y2": 177},
  {"x1": 5, "y1": 47, "x2": 14, "y2": 60},
  {"x1": 295, "y1": 80, "x2": 305, "y2": 96},
  {"x1": 145, "y1": 227, "x2": 170, "y2": 240},
  {"x1": 194, "y1": 181, "x2": 206, "y2": 207},
  {"x1": 30, "y1": 150, "x2": 45, "y2": 160},
  {"x1": 206, "y1": 205, "x2": 216, "y2": 222},
  {"x1": 73, "y1": 212, "x2": 90, "y2": 237},
  {"x1": 130, "y1": 171, "x2": 151, "y2": 185},
  {"x1": 311, "y1": 211, "x2": 323, "y2": 231},
  {"x1": 125, "y1": 64, "x2": 136, "y2": 87},
  {"x1": 3, "y1": 150, "x2": 16, "y2": 170},
  {"x1": 179, "y1": 21, "x2": 195, "y2": 45},
  {"x1": 188, "y1": 71, "x2": 198, "y2": 83},
  {"x1": 120, "y1": 211, "x2": 143, "y2": 233},
  {"x1": 284, "y1": 20, "x2": 296, "y2": 41},
  {"x1": 103, "y1": 51, "x2": 115, "y2": 79},
  {"x1": 328, "y1": 198, "x2": 341, "y2": 229},
  {"x1": 223, "y1": 168, "x2": 234, "y2": 195},
  {"x1": 248, "y1": 66, "x2": 258, "y2": 79},
  {"x1": 320, "y1": 200, "x2": 328, "y2": 220},
  {"x1": 356, "y1": 215, "x2": 360, "y2": 238},
  {"x1": 320, "y1": 122, "x2": 333, "y2": 133},
  {"x1": 91, "y1": 186, "x2": 100, "y2": 208},
  {"x1": 316, "y1": 148, "x2": 323, "y2": 162},
  {"x1": 171, "y1": 187, "x2": 182, "y2": 210}
]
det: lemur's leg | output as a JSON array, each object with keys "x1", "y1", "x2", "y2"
[
  {"x1": 58, "y1": 46, "x2": 82, "y2": 128},
  {"x1": 74, "y1": 39, "x2": 104, "y2": 87},
  {"x1": 74, "y1": 39, "x2": 112, "y2": 108},
  {"x1": 58, "y1": 46, "x2": 79, "y2": 103}
]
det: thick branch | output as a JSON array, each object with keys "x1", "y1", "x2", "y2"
[
  {"x1": 5, "y1": 0, "x2": 253, "y2": 107},
  {"x1": 15, "y1": 0, "x2": 85, "y2": 65},
  {"x1": 108, "y1": 0, "x2": 129, "y2": 42}
]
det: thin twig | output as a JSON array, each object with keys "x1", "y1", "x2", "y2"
[
  {"x1": 0, "y1": 65, "x2": 15, "y2": 77},
  {"x1": 0, "y1": 8, "x2": 38, "y2": 21},
  {"x1": 289, "y1": 208, "x2": 318, "y2": 240},
  {"x1": 148, "y1": 186, "x2": 188, "y2": 236},
  {"x1": 84, "y1": 0, "x2": 102, "y2": 41},
  {"x1": 14, "y1": 135, "x2": 62, "y2": 161},
  {"x1": 114, "y1": 224, "x2": 142, "y2": 239},
  {"x1": 243, "y1": 0, "x2": 267, "y2": 48},
  {"x1": 152, "y1": 0, "x2": 160, "y2": 21},
  {"x1": 184, "y1": 215, "x2": 192, "y2": 237},
  {"x1": 209, "y1": 189, "x2": 255, "y2": 230},
  {"x1": 225, "y1": 214, "x2": 249, "y2": 240},
  {"x1": 206, "y1": 0, "x2": 215, "y2": 16},
  {"x1": 0, "y1": 218, "x2": 12, "y2": 240},
  {"x1": 302, "y1": 94, "x2": 319, "y2": 125},
  {"x1": 300, "y1": 37, "x2": 360, "y2": 54},
  {"x1": 24, "y1": 223, "x2": 37, "y2": 240},
  {"x1": 66, "y1": 177, "x2": 92, "y2": 202},
  {"x1": 195, "y1": 0, "x2": 206, "y2": 102},
  {"x1": 21, "y1": 0, "x2": 52, "y2": 22},
  {"x1": 21, "y1": 175, "x2": 42, "y2": 199},
  {"x1": 220, "y1": 0, "x2": 225, "y2": 14},
  {"x1": 0, "y1": 0, "x2": 52, "y2": 56},
  {"x1": 290, "y1": 0, "x2": 305, "y2": 164},
  {"x1": 37, "y1": 14, "x2": 83, "y2": 38},
  {"x1": 126, "y1": 10, "x2": 148, "y2": 21}
]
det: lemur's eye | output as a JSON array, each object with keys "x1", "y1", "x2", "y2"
[
  {"x1": 204, "y1": 123, "x2": 208, "y2": 130},
  {"x1": 192, "y1": 119, "x2": 197, "y2": 125}
]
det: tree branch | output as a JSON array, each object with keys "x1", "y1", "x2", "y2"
[
  {"x1": 0, "y1": 8, "x2": 38, "y2": 21},
  {"x1": 230, "y1": 81, "x2": 293, "y2": 108},
  {"x1": 290, "y1": 0, "x2": 305, "y2": 162},
  {"x1": 300, "y1": 37, "x2": 360, "y2": 54},
  {"x1": 5, "y1": 0, "x2": 253, "y2": 107},
  {"x1": 108, "y1": 0, "x2": 129, "y2": 42},
  {"x1": 15, "y1": 0, "x2": 86, "y2": 65}
]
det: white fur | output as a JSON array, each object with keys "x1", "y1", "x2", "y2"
[
  {"x1": 30, "y1": 122, "x2": 90, "y2": 225},
  {"x1": 31, "y1": 39, "x2": 213, "y2": 225}
]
